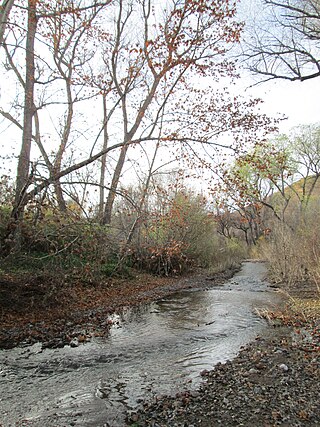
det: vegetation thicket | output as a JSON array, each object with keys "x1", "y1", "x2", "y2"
[{"x1": 0, "y1": 176, "x2": 246, "y2": 282}]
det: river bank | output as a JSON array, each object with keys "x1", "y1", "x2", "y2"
[
  {"x1": 128, "y1": 323, "x2": 319, "y2": 427},
  {"x1": 0, "y1": 267, "x2": 237, "y2": 349}
]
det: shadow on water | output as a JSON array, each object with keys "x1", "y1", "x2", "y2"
[{"x1": 0, "y1": 261, "x2": 281, "y2": 427}]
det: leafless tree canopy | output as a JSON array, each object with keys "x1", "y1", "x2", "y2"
[{"x1": 243, "y1": 0, "x2": 320, "y2": 82}]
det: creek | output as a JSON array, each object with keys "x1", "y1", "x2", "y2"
[{"x1": 0, "y1": 261, "x2": 281, "y2": 427}]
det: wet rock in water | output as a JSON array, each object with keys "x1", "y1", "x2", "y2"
[
  {"x1": 95, "y1": 379, "x2": 111, "y2": 399},
  {"x1": 128, "y1": 412, "x2": 139, "y2": 422},
  {"x1": 96, "y1": 388, "x2": 109, "y2": 399}
]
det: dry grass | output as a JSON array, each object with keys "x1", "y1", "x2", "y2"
[
  {"x1": 255, "y1": 290, "x2": 320, "y2": 328},
  {"x1": 289, "y1": 297, "x2": 320, "y2": 322}
]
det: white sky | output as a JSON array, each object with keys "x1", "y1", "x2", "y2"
[{"x1": 242, "y1": 75, "x2": 320, "y2": 132}]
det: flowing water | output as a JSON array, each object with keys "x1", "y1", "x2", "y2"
[{"x1": 0, "y1": 261, "x2": 281, "y2": 427}]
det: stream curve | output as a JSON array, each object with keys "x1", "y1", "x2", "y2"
[{"x1": 0, "y1": 261, "x2": 281, "y2": 427}]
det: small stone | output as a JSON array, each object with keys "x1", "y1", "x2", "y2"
[
  {"x1": 70, "y1": 338, "x2": 79, "y2": 348},
  {"x1": 190, "y1": 391, "x2": 200, "y2": 398},
  {"x1": 255, "y1": 363, "x2": 265, "y2": 370},
  {"x1": 130, "y1": 412, "x2": 139, "y2": 422},
  {"x1": 279, "y1": 363, "x2": 289, "y2": 371}
]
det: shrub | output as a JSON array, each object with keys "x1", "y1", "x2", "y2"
[
  {"x1": 125, "y1": 191, "x2": 247, "y2": 275},
  {"x1": 0, "y1": 205, "x2": 11, "y2": 243},
  {"x1": 127, "y1": 240, "x2": 188, "y2": 276},
  {"x1": 0, "y1": 207, "x2": 123, "y2": 282}
]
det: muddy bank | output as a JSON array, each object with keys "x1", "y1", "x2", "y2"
[
  {"x1": 130, "y1": 324, "x2": 320, "y2": 426},
  {"x1": 0, "y1": 267, "x2": 238, "y2": 349}
]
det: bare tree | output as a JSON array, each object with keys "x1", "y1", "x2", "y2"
[
  {"x1": 13, "y1": 0, "x2": 37, "y2": 225},
  {"x1": 98, "y1": 0, "x2": 244, "y2": 224},
  {"x1": 243, "y1": 0, "x2": 320, "y2": 82},
  {"x1": 98, "y1": 93, "x2": 109, "y2": 221},
  {"x1": 1, "y1": 0, "x2": 111, "y2": 215},
  {"x1": 46, "y1": 1, "x2": 107, "y2": 211},
  {"x1": 1, "y1": 0, "x2": 111, "y2": 251}
]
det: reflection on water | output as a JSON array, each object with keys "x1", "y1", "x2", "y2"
[{"x1": 0, "y1": 262, "x2": 280, "y2": 427}]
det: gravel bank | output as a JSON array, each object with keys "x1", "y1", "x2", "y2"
[{"x1": 128, "y1": 325, "x2": 320, "y2": 426}]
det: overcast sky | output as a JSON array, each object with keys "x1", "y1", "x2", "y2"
[
  {"x1": 242, "y1": 76, "x2": 320, "y2": 133},
  {"x1": 1, "y1": 0, "x2": 320, "y2": 182}
]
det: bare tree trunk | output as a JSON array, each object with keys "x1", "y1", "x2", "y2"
[
  {"x1": 102, "y1": 73, "x2": 162, "y2": 225},
  {"x1": 52, "y1": 77, "x2": 74, "y2": 212},
  {"x1": 13, "y1": 0, "x2": 36, "y2": 217},
  {"x1": 102, "y1": 143, "x2": 129, "y2": 225},
  {"x1": 0, "y1": 0, "x2": 14, "y2": 45},
  {"x1": 126, "y1": 141, "x2": 160, "y2": 244},
  {"x1": 98, "y1": 94, "x2": 108, "y2": 221},
  {"x1": 8, "y1": 0, "x2": 37, "y2": 252}
]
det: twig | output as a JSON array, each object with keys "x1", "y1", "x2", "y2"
[{"x1": 29, "y1": 236, "x2": 80, "y2": 260}]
